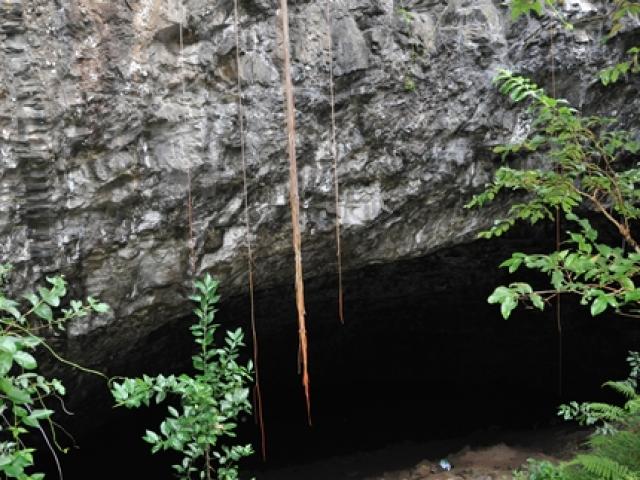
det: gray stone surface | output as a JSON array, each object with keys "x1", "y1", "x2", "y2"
[{"x1": 0, "y1": 0, "x2": 638, "y2": 368}]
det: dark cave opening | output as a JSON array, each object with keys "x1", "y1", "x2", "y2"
[{"x1": 34, "y1": 229, "x2": 640, "y2": 479}]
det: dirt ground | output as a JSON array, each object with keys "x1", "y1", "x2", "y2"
[
  {"x1": 257, "y1": 426, "x2": 589, "y2": 480},
  {"x1": 367, "y1": 441, "x2": 572, "y2": 480}
]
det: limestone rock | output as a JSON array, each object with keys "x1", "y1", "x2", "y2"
[{"x1": 0, "y1": 0, "x2": 638, "y2": 373}]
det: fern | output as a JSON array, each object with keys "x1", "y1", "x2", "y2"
[
  {"x1": 519, "y1": 354, "x2": 640, "y2": 480},
  {"x1": 605, "y1": 381, "x2": 638, "y2": 400},
  {"x1": 589, "y1": 426, "x2": 640, "y2": 471},
  {"x1": 625, "y1": 398, "x2": 640, "y2": 415},
  {"x1": 584, "y1": 403, "x2": 628, "y2": 424},
  {"x1": 567, "y1": 455, "x2": 635, "y2": 480}
]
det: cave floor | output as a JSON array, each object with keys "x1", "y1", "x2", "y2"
[{"x1": 254, "y1": 426, "x2": 589, "y2": 480}]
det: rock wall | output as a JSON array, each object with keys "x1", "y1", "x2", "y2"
[{"x1": 0, "y1": 0, "x2": 638, "y2": 366}]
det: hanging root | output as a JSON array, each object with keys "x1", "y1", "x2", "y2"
[
  {"x1": 550, "y1": 27, "x2": 563, "y2": 398},
  {"x1": 233, "y1": 0, "x2": 267, "y2": 460},
  {"x1": 325, "y1": 0, "x2": 344, "y2": 324},
  {"x1": 186, "y1": 164, "x2": 196, "y2": 273},
  {"x1": 178, "y1": 9, "x2": 196, "y2": 274},
  {"x1": 278, "y1": 0, "x2": 312, "y2": 425}
]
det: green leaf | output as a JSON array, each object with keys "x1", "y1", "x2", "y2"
[
  {"x1": 551, "y1": 270, "x2": 564, "y2": 289},
  {"x1": 501, "y1": 296, "x2": 518, "y2": 319},
  {"x1": 23, "y1": 292, "x2": 39, "y2": 307},
  {"x1": 28, "y1": 409, "x2": 53, "y2": 420},
  {"x1": 143, "y1": 430, "x2": 160, "y2": 444},
  {"x1": 620, "y1": 277, "x2": 635, "y2": 291},
  {"x1": 38, "y1": 287, "x2": 60, "y2": 307},
  {"x1": 591, "y1": 296, "x2": 608, "y2": 316},
  {"x1": 0, "y1": 352, "x2": 13, "y2": 375},
  {"x1": 0, "y1": 296, "x2": 21, "y2": 320},
  {"x1": 0, "y1": 378, "x2": 31, "y2": 404},
  {"x1": 23, "y1": 409, "x2": 54, "y2": 427},
  {"x1": 530, "y1": 294, "x2": 545, "y2": 310},
  {"x1": 13, "y1": 351, "x2": 37, "y2": 370},
  {"x1": 92, "y1": 302, "x2": 110, "y2": 314},
  {"x1": 33, "y1": 303, "x2": 53, "y2": 322},
  {"x1": 51, "y1": 378, "x2": 66, "y2": 395},
  {"x1": 0, "y1": 336, "x2": 19, "y2": 354},
  {"x1": 488, "y1": 286, "x2": 510, "y2": 304}
]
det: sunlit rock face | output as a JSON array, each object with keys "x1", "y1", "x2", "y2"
[{"x1": 0, "y1": 0, "x2": 638, "y2": 371}]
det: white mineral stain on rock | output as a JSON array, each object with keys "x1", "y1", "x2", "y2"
[
  {"x1": 137, "y1": 211, "x2": 162, "y2": 232},
  {"x1": 340, "y1": 183, "x2": 384, "y2": 227}
]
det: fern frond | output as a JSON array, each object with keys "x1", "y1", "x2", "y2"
[
  {"x1": 625, "y1": 398, "x2": 640, "y2": 415},
  {"x1": 589, "y1": 429, "x2": 640, "y2": 471},
  {"x1": 605, "y1": 380, "x2": 638, "y2": 400},
  {"x1": 586, "y1": 402, "x2": 628, "y2": 423},
  {"x1": 569, "y1": 454, "x2": 635, "y2": 480},
  {"x1": 494, "y1": 70, "x2": 544, "y2": 103}
]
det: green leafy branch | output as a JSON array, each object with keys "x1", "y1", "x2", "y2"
[
  {"x1": 489, "y1": 214, "x2": 640, "y2": 319},
  {"x1": 468, "y1": 70, "x2": 640, "y2": 243},
  {"x1": 110, "y1": 275, "x2": 254, "y2": 480},
  {"x1": 510, "y1": 0, "x2": 640, "y2": 86},
  {"x1": 467, "y1": 70, "x2": 640, "y2": 319},
  {"x1": 509, "y1": 0, "x2": 573, "y2": 30},
  {"x1": 396, "y1": 7, "x2": 421, "y2": 93},
  {"x1": 509, "y1": 0, "x2": 640, "y2": 34},
  {"x1": 0, "y1": 265, "x2": 109, "y2": 480},
  {"x1": 600, "y1": 47, "x2": 640, "y2": 85},
  {"x1": 608, "y1": 1, "x2": 640, "y2": 39}
]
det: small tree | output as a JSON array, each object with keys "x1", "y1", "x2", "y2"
[
  {"x1": 110, "y1": 274, "x2": 254, "y2": 480},
  {"x1": 471, "y1": 4, "x2": 640, "y2": 478},
  {"x1": 466, "y1": 69, "x2": 640, "y2": 319}
]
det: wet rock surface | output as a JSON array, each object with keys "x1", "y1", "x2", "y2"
[{"x1": 0, "y1": 0, "x2": 639, "y2": 417}]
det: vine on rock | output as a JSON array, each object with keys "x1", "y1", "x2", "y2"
[{"x1": 0, "y1": 264, "x2": 108, "y2": 480}]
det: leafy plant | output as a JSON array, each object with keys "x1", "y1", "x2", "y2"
[
  {"x1": 466, "y1": 69, "x2": 640, "y2": 319},
  {"x1": 110, "y1": 274, "x2": 254, "y2": 480},
  {"x1": 559, "y1": 352, "x2": 640, "y2": 434},
  {"x1": 509, "y1": 0, "x2": 640, "y2": 32},
  {"x1": 396, "y1": 7, "x2": 415, "y2": 24},
  {"x1": 606, "y1": 1, "x2": 640, "y2": 39},
  {"x1": 475, "y1": 1, "x2": 640, "y2": 476},
  {"x1": 509, "y1": 0, "x2": 573, "y2": 30},
  {"x1": 403, "y1": 75, "x2": 416, "y2": 92},
  {"x1": 0, "y1": 264, "x2": 108, "y2": 480},
  {"x1": 600, "y1": 47, "x2": 640, "y2": 86},
  {"x1": 515, "y1": 353, "x2": 640, "y2": 480},
  {"x1": 514, "y1": 459, "x2": 566, "y2": 480},
  {"x1": 396, "y1": 6, "x2": 421, "y2": 94},
  {"x1": 510, "y1": 0, "x2": 546, "y2": 20},
  {"x1": 508, "y1": 0, "x2": 640, "y2": 85}
]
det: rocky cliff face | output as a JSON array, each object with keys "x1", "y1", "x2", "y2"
[{"x1": 0, "y1": 0, "x2": 638, "y2": 370}]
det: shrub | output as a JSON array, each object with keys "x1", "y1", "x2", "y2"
[
  {"x1": 0, "y1": 264, "x2": 108, "y2": 479},
  {"x1": 110, "y1": 274, "x2": 254, "y2": 480},
  {"x1": 515, "y1": 352, "x2": 640, "y2": 480}
]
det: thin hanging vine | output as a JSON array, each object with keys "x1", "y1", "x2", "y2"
[
  {"x1": 550, "y1": 26, "x2": 563, "y2": 398},
  {"x1": 179, "y1": 10, "x2": 196, "y2": 274},
  {"x1": 277, "y1": 0, "x2": 312, "y2": 424},
  {"x1": 325, "y1": 0, "x2": 345, "y2": 324},
  {"x1": 233, "y1": 0, "x2": 267, "y2": 460}
]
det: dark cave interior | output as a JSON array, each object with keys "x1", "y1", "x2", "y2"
[{"x1": 34, "y1": 226, "x2": 640, "y2": 479}]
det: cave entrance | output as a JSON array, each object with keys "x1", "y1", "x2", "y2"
[{"x1": 39, "y1": 235, "x2": 640, "y2": 479}]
